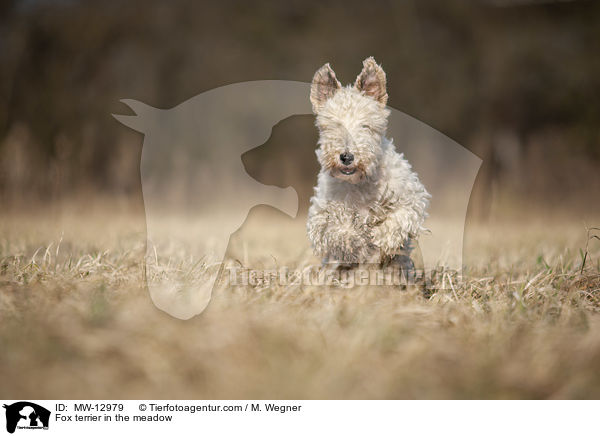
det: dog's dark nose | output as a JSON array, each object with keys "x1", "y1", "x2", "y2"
[{"x1": 340, "y1": 152, "x2": 354, "y2": 166}]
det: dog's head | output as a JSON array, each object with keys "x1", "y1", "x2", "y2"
[{"x1": 310, "y1": 57, "x2": 390, "y2": 184}]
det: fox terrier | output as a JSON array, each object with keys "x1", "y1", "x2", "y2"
[{"x1": 307, "y1": 57, "x2": 430, "y2": 269}]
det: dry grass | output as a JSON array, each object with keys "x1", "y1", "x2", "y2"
[{"x1": 1, "y1": 201, "x2": 600, "y2": 399}]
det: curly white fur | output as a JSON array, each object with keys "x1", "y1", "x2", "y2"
[{"x1": 307, "y1": 57, "x2": 430, "y2": 265}]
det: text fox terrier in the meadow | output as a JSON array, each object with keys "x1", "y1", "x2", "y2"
[{"x1": 307, "y1": 57, "x2": 430, "y2": 269}]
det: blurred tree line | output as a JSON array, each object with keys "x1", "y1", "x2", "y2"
[{"x1": 0, "y1": 0, "x2": 599, "y2": 215}]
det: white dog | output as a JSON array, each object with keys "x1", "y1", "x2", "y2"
[{"x1": 307, "y1": 57, "x2": 430, "y2": 268}]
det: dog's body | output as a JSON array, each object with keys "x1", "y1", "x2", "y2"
[{"x1": 307, "y1": 58, "x2": 430, "y2": 266}]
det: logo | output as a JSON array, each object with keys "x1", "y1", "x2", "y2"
[
  {"x1": 113, "y1": 81, "x2": 481, "y2": 320},
  {"x1": 3, "y1": 402, "x2": 50, "y2": 434}
]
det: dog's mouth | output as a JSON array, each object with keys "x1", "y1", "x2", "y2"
[{"x1": 331, "y1": 165, "x2": 363, "y2": 183}]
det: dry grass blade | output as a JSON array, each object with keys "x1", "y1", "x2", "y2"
[{"x1": 580, "y1": 227, "x2": 600, "y2": 274}]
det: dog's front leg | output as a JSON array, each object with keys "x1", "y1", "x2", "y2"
[
  {"x1": 308, "y1": 202, "x2": 375, "y2": 264},
  {"x1": 370, "y1": 207, "x2": 420, "y2": 260}
]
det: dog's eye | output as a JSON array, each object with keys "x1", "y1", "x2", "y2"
[{"x1": 361, "y1": 124, "x2": 371, "y2": 130}]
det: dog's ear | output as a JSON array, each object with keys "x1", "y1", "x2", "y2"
[
  {"x1": 310, "y1": 63, "x2": 341, "y2": 113},
  {"x1": 354, "y1": 57, "x2": 388, "y2": 106}
]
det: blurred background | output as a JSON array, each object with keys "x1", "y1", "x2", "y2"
[{"x1": 0, "y1": 0, "x2": 599, "y2": 218}]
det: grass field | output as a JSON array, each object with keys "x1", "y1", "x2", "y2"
[{"x1": 1, "y1": 200, "x2": 599, "y2": 399}]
